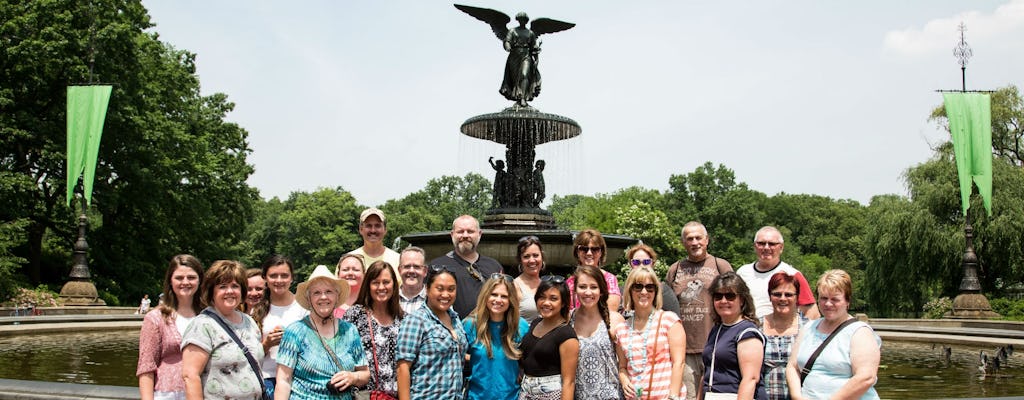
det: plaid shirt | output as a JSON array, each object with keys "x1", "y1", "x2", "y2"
[{"x1": 396, "y1": 306, "x2": 468, "y2": 400}]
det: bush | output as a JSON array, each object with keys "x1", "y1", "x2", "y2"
[
  {"x1": 922, "y1": 296, "x2": 952, "y2": 319},
  {"x1": 2, "y1": 285, "x2": 63, "y2": 308},
  {"x1": 989, "y1": 298, "x2": 1024, "y2": 321}
]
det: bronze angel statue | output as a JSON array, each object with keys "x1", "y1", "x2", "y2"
[{"x1": 455, "y1": 4, "x2": 575, "y2": 107}]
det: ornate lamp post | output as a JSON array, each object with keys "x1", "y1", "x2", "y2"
[{"x1": 944, "y1": 23, "x2": 998, "y2": 318}]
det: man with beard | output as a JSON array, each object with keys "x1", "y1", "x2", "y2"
[
  {"x1": 665, "y1": 221, "x2": 733, "y2": 400},
  {"x1": 429, "y1": 215, "x2": 503, "y2": 318},
  {"x1": 736, "y1": 226, "x2": 819, "y2": 319},
  {"x1": 397, "y1": 246, "x2": 428, "y2": 314},
  {"x1": 349, "y1": 207, "x2": 401, "y2": 271}
]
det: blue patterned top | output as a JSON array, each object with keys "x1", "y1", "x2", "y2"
[
  {"x1": 396, "y1": 306, "x2": 468, "y2": 400},
  {"x1": 276, "y1": 316, "x2": 368, "y2": 400}
]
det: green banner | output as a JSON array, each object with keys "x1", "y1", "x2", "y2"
[
  {"x1": 942, "y1": 92, "x2": 993, "y2": 216},
  {"x1": 66, "y1": 85, "x2": 113, "y2": 207}
]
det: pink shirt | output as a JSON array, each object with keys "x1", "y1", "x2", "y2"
[
  {"x1": 136, "y1": 309, "x2": 186, "y2": 393},
  {"x1": 566, "y1": 269, "x2": 621, "y2": 309},
  {"x1": 613, "y1": 311, "x2": 683, "y2": 400}
]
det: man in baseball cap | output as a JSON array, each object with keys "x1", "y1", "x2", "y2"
[{"x1": 348, "y1": 207, "x2": 401, "y2": 272}]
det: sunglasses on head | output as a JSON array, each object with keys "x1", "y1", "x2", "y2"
[
  {"x1": 540, "y1": 275, "x2": 566, "y2": 285},
  {"x1": 712, "y1": 292, "x2": 738, "y2": 301},
  {"x1": 630, "y1": 259, "x2": 653, "y2": 266},
  {"x1": 490, "y1": 273, "x2": 514, "y2": 283},
  {"x1": 428, "y1": 264, "x2": 459, "y2": 275},
  {"x1": 518, "y1": 235, "x2": 540, "y2": 244},
  {"x1": 630, "y1": 283, "x2": 658, "y2": 293}
]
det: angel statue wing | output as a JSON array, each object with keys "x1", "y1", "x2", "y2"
[
  {"x1": 454, "y1": 4, "x2": 510, "y2": 40},
  {"x1": 530, "y1": 18, "x2": 575, "y2": 36}
]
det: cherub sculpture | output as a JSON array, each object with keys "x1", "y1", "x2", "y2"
[{"x1": 455, "y1": 4, "x2": 575, "y2": 107}]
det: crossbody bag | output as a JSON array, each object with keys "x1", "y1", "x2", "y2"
[
  {"x1": 799, "y1": 318, "x2": 858, "y2": 383},
  {"x1": 201, "y1": 309, "x2": 271, "y2": 400}
]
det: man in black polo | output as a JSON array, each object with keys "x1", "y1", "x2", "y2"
[{"x1": 429, "y1": 215, "x2": 503, "y2": 318}]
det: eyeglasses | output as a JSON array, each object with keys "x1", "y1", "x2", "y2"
[
  {"x1": 400, "y1": 264, "x2": 425, "y2": 270},
  {"x1": 540, "y1": 275, "x2": 566, "y2": 285},
  {"x1": 755, "y1": 241, "x2": 782, "y2": 248},
  {"x1": 518, "y1": 235, "x2": 540, "y2": 244},
  {"x1": 712, "y1": 292, "x2": 738, "y2": 301},
  {"x1": 310, "y1": 289, "x2": 337, "y2": 298},
  {"x1": 490, "y1": 273, "x2": 514, "y2": 283},
  {"x1": 630, "y1": 259, "x2": 653, "y2": 266},
  {"x1": 630, "y1": 283, "x2": 658, "y2": 293},
  {"x1": 770, "y1": 291, "x2": 796, "y2": 298},
  {"x1": 577, "y1": 245, "x2": 602, "y2": 254}
]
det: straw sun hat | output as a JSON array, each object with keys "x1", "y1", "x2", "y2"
[{"x1": 295, "y1": 265, "x2": 348, "y2": 310}]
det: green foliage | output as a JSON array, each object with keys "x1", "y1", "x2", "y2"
[
  {"x1": 989, "y1": 298, "x2": 1024, "y2": 321},
  {"x1": 922, "y1": 297, "x2": 953, "y2": 319},
  {"x1": 1, "y1": 0, "x2": 257, "y2": 303},
  {"x1": 382, "y1": 173, "x2": 492, "y2": 246},
  {"x1": 0, "y1": 219, "x2": 29, "y2": 301}
]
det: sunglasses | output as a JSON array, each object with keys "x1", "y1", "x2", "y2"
[
  {"x1": 428, "y1": 264, "x2": 459, "y2": 275},
  {"x1": 540, "y1": 275, "x2": 566, "y2": 285},
  {"x1": 712, "y1": 292, "x2": 738, "y2": 301},
  {"x1": 630, "y1": 259, "x2": 653, "y2": 266},
  {"x1": 755, "y1": 241, "x2": 782, "y2": 248},
  {"x1": 630, "y1": 283, "x2": 658, "y2": 293},
  {"x1": 577, "y1": 245, "x2": 602, "y2": 254},
  {"x1": 490, "y1": 273, "x2": 514, "y2": 283},
  {"x1": 518, "y1": 235, "x2": 540, "y2": 244},
  {"x1": 770, "y1": 291, "x2": 796, "y2": 298}
]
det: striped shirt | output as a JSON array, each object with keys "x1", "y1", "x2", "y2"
[{"x1": 613, "y1": 310, "x2": 684, "y2": 400}]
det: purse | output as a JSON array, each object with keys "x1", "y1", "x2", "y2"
[{"x1": 201, "y1": 309, "x2": 272, "y2": 400}]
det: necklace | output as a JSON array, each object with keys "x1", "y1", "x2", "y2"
[{"x1": 626, "y1": 310, "x2": 657, "y2": 387}]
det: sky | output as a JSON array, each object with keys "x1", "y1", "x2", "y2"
[{"x1": 141, "y1": 1, "x2": 1024, "y2": 207}]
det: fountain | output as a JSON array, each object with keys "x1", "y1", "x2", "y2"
[{"x1": 402, "y1": 5, "x2": 635, "y2": 272}]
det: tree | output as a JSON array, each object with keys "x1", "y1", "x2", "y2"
[
  {"x1": 1, "y1": 0, "x2": 257, "y2": 302},
  {"x1": 381, "y1": 173, "x2": 492, "y2": 246}
]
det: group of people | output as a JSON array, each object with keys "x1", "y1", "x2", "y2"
[{"x1": 136, "y1": 208, "x2": 880, "y2": 400}]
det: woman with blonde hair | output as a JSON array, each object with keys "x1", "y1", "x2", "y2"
[
  {"x1": 463, "y1": 273, "x2": 529, "y2": 400},
  {"x1": 615, "y1": 267, "x2": 685, "y2": 400},
  {"x1": 785, "y1": 270, "x2": 880, "y2": 400},
  {"x1": 137, "y1": 254, "x2": 203, "y2": 400}
]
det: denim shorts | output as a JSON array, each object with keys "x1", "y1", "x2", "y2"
[{"x1": 520, "y1": 374, "x2": 562, "y2": 399}]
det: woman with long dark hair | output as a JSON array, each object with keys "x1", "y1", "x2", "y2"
[
  {"x1": 566, "y1": 229, "x2": 621, "y2": 312},
  {"x1": 250, "y1": 255, "x2": 307, "y2": 397},
  {"x1": 572, "y1": 265, "x2": 625, "y2": 400},
  {"x1": 342, "y1": 260, "x2": 405, "y2": 399},
  {"x1": 519, "y1": 275, "x2": 579, "y2": 400},
  {"x1": 137, "y1": 254, "x2": 203, "y2": 400},
  {"x1": 464, "y1": 273, "x2": 528, "y2": 400},
  {"x1": 513, "y1": 236, "x2": 545, "y2": 323}
]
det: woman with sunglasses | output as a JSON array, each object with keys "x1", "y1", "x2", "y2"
[
  {"x1": 397, "y1": 265, "x2": 469, "y2": 400},
  {"x1": 519, "y1": 275, "x2": 579, "y2": 400},
  {"x1": 567, "y1": 229, "x2": 621, "y2": 312},
  {"x1": 463, "y1": 274, "x2": 529, "y2": 400},
  {"x1": 625, "y1": 244, "x2": 680, "y2": 316},
  {"x1": 513, "y1": 236, "x2": 545, "y2": 323},
  {"x1": 759, "y1": 272, "x2": 807, "y2": 400},
  {"x1": 571, "y1": 265, "x2": 625, "y2": 400},
  {"x1": 341, "y1": 260, "x2": 405, "y2": 399},
  {"x1": 702, "y1": 272, "x2": 767, "y2": 400},
  {"x1": 614, "y1": 267, "x2": 685, "y2": 400}
]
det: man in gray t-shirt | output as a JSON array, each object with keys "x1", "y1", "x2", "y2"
[{"x1": 665, "y1": 221, "x2": 733, "y2": 400}]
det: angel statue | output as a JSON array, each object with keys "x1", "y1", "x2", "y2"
[{"x1": 455, "y1": 4, "x2": 575, "y2": 107}]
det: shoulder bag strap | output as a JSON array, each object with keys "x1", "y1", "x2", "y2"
[
  {"x1": 367, "y1": 312, "x2": 382, "y2": 388},
  {"x1": 707, "y1": 325, "x2": 722, "y2": 391},
  {"x1": 799, "y1": 318, "x2": 858, "y2": 383},
  {"x1": 644, "y1": 311, "x2": 664, "y2": 400},
  {"x1": 202, "y1": 309, "x2": 268, "y2": 399},
  {"x1": 304, "y1": 317, "x2": 345, "y2": 371}
]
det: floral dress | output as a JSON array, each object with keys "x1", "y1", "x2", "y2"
[
  {"x1": 571, "y1": 313, "x2": 624, "y2": 400},
  {"x1": 342, "y1": 304, "x2": 401, "y2": 398}
]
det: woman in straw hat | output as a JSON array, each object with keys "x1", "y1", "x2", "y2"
[{"x1": 274, "y1": 265, "x2": 369, "y2": 400}]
